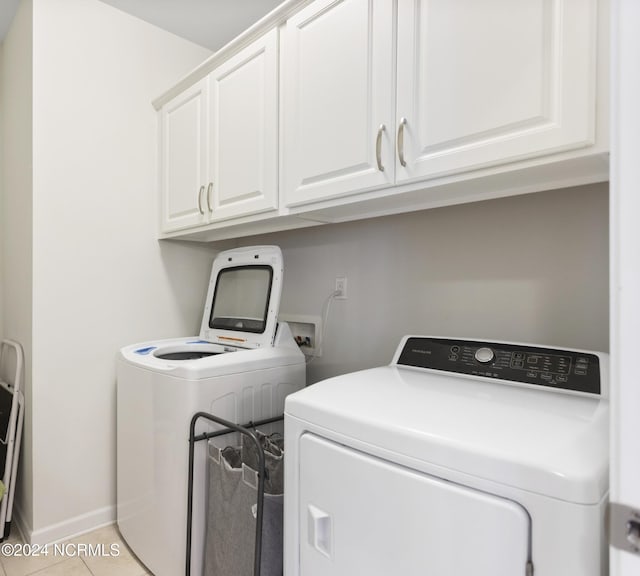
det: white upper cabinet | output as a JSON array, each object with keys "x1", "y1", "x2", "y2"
[
  {"x1": 208, "y1": 28, "x2": 279, "y2": 221},
  {"x1": 155, "y1": 0, "x2": 606, "y2": 241},
  {"x1": 396, "y1": 0, "x2": 597, "y2": 183},
  {"x1": 282, "y1": 0, "x2": 396, "y2": 207},
  {"x1": 159, "y1": 79, "x2": 208, "y2": 232},
  {"x1": 282, "y1": 0, "x2": 601, "y2": 210},
  {"x1": 159, "y1": 30, "x2": 279, "y2": 233}
]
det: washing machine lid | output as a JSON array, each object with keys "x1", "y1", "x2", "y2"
[
  {"x1": 286, "y1": 345, "x2": 610, "y2": 504},
  {"x1": 199, "y1": 246, "x2": 283, "y2": 349}
]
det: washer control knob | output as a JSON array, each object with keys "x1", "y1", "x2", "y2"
[{"x1": 475, "y1": 347, "x2": 495, "y2": 364}]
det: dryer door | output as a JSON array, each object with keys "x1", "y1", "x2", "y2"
[{"x1": 298, "y1": 433, "x2": 531, "y2": 576}]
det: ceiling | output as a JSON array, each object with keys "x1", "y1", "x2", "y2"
[{"x1": 0, "y1": 0, "x2": 284, "y2": 52}]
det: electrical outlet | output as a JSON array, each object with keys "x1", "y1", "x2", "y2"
[{"x1": 335, "y1": 276, "x2": 347, "y2": 299}]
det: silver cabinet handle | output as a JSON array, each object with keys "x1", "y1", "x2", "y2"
[
  {"x1": 207, "y1": 182, "x2": 213, "y2": 213},
  {"x1": 397, "y1": 117, "x2": 407, "y2": 167},
  {"x1": 376, "y1": 124, "x2": 386, "y2": 172},
  {"x1": 197, "y1": 185, "x2": 205, "y2": 215}
]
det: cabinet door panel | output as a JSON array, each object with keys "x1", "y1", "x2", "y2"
[
  {"x1": 396, "y1": 0, "x2": 597, "y2": 182},
  {"x1": 160, "y1": 80, "x2": 208, "y2": 232},
  {"x1": 209, "y1": 29, "x2": 279, "y2": 221},
  {"x1": 283, "y1": 0, "x2": 395, "y2": 207}
]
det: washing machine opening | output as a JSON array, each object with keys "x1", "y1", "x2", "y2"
[
  {"x1": 152, "y1": 343, "x2": 226, "y2": 361},
  {"x1": 154, "y1": 350, "x2": 221, "y2": 360}
]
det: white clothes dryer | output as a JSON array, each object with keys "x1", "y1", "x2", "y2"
[
  {"x1": 285, "y1": 336, "x2": 609, "y2": 576},
  {"x1": 117, "y1": 246, "x2": 305, "y2": 576}
]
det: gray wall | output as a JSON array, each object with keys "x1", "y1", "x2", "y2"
[{"x1": 244, "y1": 183, "x2": 609, "y2": 384}]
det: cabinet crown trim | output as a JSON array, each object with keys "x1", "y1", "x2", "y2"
[{"x1": 152, "y1": 0, "x2": 311, "y2": 110}]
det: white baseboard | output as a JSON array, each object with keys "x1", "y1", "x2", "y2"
[{"x1": 19, "y1": 505, "x2": 115, "y2": 545}]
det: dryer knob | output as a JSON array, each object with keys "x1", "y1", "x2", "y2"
[{"x1": 475, "y1": 347, "x2": 495, "y2": 364}]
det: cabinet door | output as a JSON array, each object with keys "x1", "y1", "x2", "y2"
[
  {"x1": 396, "y1": 0, "x2": 598, "y2": 182},
  {"x1": 159, "y1": 79, "x2": 208, "y2": 232},
  {"x1": 282, "y1": 0, "x2": 395, "y2": 208},
  {"x1": 208, "y1": 29, "x2": 279, "y2": 221}
]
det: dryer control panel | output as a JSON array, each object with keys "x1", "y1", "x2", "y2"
[{"x1": 396, "y1": 337, "x2": 601, "y2": 395}]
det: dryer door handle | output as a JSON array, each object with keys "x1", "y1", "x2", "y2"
[{"x1": 308, "y1": 505, "x2": 332, "y2": 558}]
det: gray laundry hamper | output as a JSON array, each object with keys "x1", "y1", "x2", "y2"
[{"x1": 204, "y1": 431, "x2": 285, "y2": 576}]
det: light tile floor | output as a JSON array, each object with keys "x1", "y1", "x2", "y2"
[{"x1": 0, "y1": 524, "x2": 151, "y2": 576}]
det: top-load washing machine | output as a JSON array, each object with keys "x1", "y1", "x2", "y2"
[
  {"x1": 117, "y1": 245, "x2": 305, "y2": 576},
  {"x1": 285, "y1": 336, "x2": 609, "y2": 576}
]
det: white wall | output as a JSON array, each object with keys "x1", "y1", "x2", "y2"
[
  {"x1": 245, "y1": 183, "x2": 609, "y2": 384},
  {"x1": 610, "y1": 1, "x2": 640, "y2": 574},
  {"x1": 4, "y1": 0, "x2": 215, "y2": 543},
  {"x1": 1, "y1": 0, "x2": 34, "y2": 533}
]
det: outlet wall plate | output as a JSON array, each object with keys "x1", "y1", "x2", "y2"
[{"x1": 335, "y1": 276, "x2": 347, "y2": 299}]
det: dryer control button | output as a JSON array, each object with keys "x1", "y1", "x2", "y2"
[{"x1": 475, "y1": 347, "x2": 495, "y2": 364}]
